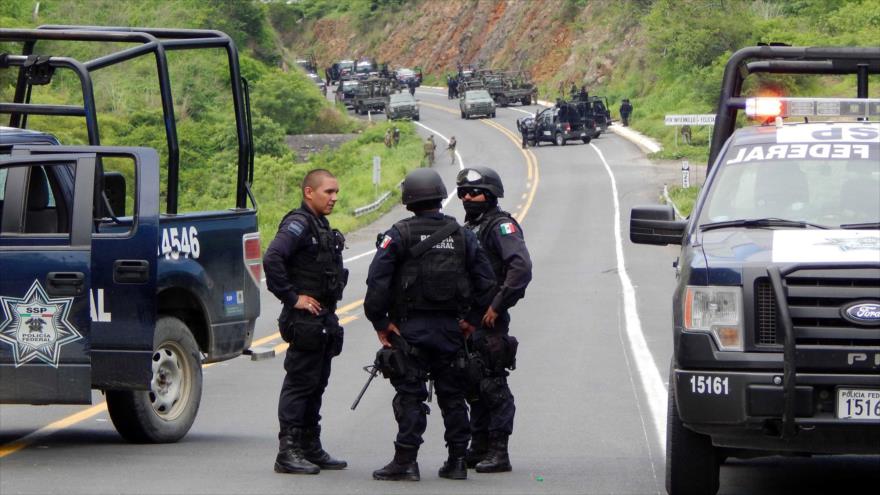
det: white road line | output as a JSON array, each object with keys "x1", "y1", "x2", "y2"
[{"x1": 590, "y1": 142, "x2": 668, "y2": 454}]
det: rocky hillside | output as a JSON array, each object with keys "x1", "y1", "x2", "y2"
[{"x1": 271, "y1": 0, "x2": 879, "y2": 159}]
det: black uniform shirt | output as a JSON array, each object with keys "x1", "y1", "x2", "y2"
[
  {"x1": 468, "y1": 208, "x2": 533, "y2": 313},
  {"x1": 263, "y1": 202, "x2": 330, "y2": 309},
  {"x1": 364, "y1": 211, "x2": 496, "y2": 334}
]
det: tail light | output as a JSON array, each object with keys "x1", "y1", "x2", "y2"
[
  {"x1": 563, "y1": 123, "x2": 571, "y2": 132},
  {"x1": 243, "y1": 232, "x2": 262, "y2": 285}
]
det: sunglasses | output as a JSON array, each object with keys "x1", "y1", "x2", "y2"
[{"x1": 457, "y1": 187, "x2": 486, "y2": 198}]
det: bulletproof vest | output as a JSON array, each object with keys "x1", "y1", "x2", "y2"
[
  {"x1": 472, "y1": 208, "x2": 517, "y2": 283},
  {"x1": 391, "y1": 215, "x2": 472, "y2": 319},
  {"x1": 279, "y1": 209, "x2": 346, "y2": 306}
]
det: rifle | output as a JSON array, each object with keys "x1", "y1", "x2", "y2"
[{"x1": 350, "y1": 364, "x2": 379, "y2": 411}]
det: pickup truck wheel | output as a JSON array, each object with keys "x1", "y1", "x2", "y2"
[
  {"x1": 582, "y1": 136, "x2": 592, "y2": 144},
  {"x1": 413, "y1": 114, "x2": 420, "y2": 121},
  {"x1": 555, "y1": 133, "x2": 565, "y2": 146},
  {"x1": 522, "y1": 96, "x2": 531, "y2": 105},
  {"x1": 490, "y1": 111, "x2": 496, "y2": 118},
  {"x1": 106, "y1": 316, "x2": 202, "y2": 443},
  {"x1": 666, "y1": 371, "x2": 720, "y2": 495}
]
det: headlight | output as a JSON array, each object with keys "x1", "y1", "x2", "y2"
[{"x1": 684, "y1": 286, "x2": 744, "y2": 351}]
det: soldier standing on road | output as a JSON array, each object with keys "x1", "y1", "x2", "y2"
[
  {"x1": 456, "y1": 167, "x2": 532, "y2": 474},
  {"x1": 365, "y1": 168, "x2": 496, "y2": 482},
  {"x1": 620, "y1": 98, "x2": 633, "y2": 127},
  {"x1": 447, "y1": 136, "x2": 457, "y2": 165},
  {"x1": 423, "y1": 135, "x2": 436, "y2": 167},
  {"x1": 393, "y1": 127, "x2": 401, "y2": 147},
  {"x1": 263, "y1": 169, "x2": 349, "y2": 475}
]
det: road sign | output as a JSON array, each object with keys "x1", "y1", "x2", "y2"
[
  {"x1": 681, "y1": 160, "x2": 690, "y2": 188},
  {"x1": 372, "y1": 156, "x2": 381, "y2": 185},
  {"x1": 665, "y1": 114, "x2": 716, "y2": 126}
]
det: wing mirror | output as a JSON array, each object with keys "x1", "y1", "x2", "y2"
[{"x1": 629, "y1": 204, "x2": 687, "y2": 245}]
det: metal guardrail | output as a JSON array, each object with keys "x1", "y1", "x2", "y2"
[{"x1": 353, "y1": 190, "x2": 392, "y2": 217}]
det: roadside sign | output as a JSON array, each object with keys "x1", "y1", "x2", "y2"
[
  {"x1": 372, "y1": 156, "x2": 381, "y2": 185},
  {"x1": 665, "y1": 114, "x2": 716, "y2": 126},
  {"x1": 681, "y1": 160, "x2": 690, "y2": 188}
]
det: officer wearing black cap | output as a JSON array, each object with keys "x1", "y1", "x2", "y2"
[
  {"x1": 365, "y1": 168, "x2": 496, "y2": 482},
  {"x1": 263, "y1": 169, "x2": 348, "y2": 475},
  {"x1": 456, "y1": 167, "x2": 532, "y2": 473}
]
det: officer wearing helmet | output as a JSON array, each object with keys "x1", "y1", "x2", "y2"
[
  {"x1": 365, "y1": 168, "x2": 496, "y2": 482},
  {"x1": 456, "y1": 167, "x2": 532, "y2": 474}
]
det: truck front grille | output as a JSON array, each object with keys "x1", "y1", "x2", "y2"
[{"x1": 755, "y1": 268, "x2": 880, "y2": 347}]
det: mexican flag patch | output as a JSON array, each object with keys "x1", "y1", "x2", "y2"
[
  {"x1": 499, "y1": 222, "x2": 517, "y2": 235},
  {"x1": 379, "y1": 235, "x2": 393, "y2": 249}
]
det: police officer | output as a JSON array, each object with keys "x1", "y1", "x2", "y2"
[
  {"x1": 456, "y1": 167, "x2": 532, "y2": 473},
  {"x1": 365, "y1": 168, "x2": 496, "y2": 482},
  {"x1": 264, "y1": 169, "x2": 349, "y2": 475},
  {"x1": 620, "y1": 98, "x2": 633, "y2": 127},
  {"x1": 516, "y1": 115, "x2": 535, "y2": 149}
]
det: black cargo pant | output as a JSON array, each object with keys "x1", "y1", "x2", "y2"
[
  {"x1": 389, "y1": 319, "x2": 470, "y2": 448},
  {"x1": 468, "y1": 312, "x2": 515, "y2": 436},
  {"x1": 278, "y1": 312, "x2": 342, "y2": 432}
]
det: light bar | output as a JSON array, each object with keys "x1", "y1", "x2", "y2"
[{"x1": 745, "y1": 97, "x2": 880, "y2": 119}]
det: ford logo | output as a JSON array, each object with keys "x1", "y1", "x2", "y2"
[{"x1": 841, "y1": 301, "x2": 880, "y2": 326}]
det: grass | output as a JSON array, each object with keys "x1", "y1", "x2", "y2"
[{"x1": 666, "y1": 185, "x2": 701, "y2": 218}]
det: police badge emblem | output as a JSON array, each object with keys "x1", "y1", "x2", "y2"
[{"x1": 0, "y1": 280, "x2": 83, "y2": 368}]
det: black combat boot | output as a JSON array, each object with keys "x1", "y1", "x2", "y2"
[
  {"x1": 274, "y1": 428, "x2": 320, "y2": 475},
  {"x1": 303, "y1": 426, "x2": 347, "y2": 470},
  {"x1": 475, "y1": 431, "x2": 512, "y2": 473},
  {"x1": 372, "y1": 443, "x2": 420, "y2": 481},
  {"x1": 465, "y1": 432, "x2": 489, "y2": 468},
  {"x1": 438, "y1": 443, "x2": 468, "y2": 480}
]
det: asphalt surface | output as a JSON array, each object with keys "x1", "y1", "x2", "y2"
[{"x1": 1, "y1": 87, "x2": 877, "y2": 495}]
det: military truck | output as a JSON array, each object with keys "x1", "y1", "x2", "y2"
[
  {"x1": 386, "y1": 92, "x2": 420, "y2": 121},
  {"x1": 352, "y1": 77, "x2": 393, "y2": 115},
  {"x1": 0, "y1": 26, "x2": 263, "y2": 444},
  {"x1": 460, "y1": 89, "x2": 496, "y2": 119},
  {"x1": 326, "y1": 59, "x2": 355, "y2": 84},
  {"x1": 629, "y1": 46, "x2": 880, "y2": 495},
  {"x1": 484, "y1": 71, "x2": 537, "y2": 107},
  {"x1": 335, "y1": 79, "x2": 359, "y2": 108}
]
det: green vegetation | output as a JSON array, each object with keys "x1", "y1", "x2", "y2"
[
  {"x1": 1, "y1": 0, "x2": 425, "y2": 247},
  {"x1": 666, "y1": 185, "x2": 701, "y2": 218}
]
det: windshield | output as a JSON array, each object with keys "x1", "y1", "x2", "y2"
[
  {"x1": 390, "y1": 94, "x2": 415, "y2": 104},
  {"x1": 467, "y1": 90, "x2": 492, "y2": 101},
  {"x1": 698, "y1": 139, "x2": 880, "y2": 229},
  {"x1": 342, "y1": 81, "x2": 358, "y2": 89}
]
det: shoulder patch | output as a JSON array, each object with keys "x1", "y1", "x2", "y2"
[
  {"x1": 379, "y1": 235, "x2": 393, "y2": 249},
  {"x1": 499, "y1": 222, "x2": 518, "y2": 236},
  {"x1": 286, "y1": 220, "x2": 306, "y2": 236}
]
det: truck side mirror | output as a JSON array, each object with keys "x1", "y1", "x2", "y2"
[
  {"x1": 104, "y1": 171, "x2": 126, "y2": 217},
  {"x1": 629, "y1": 204, "x2": 686, "y2": 245}
]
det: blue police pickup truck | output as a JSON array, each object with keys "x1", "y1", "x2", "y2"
[
  {"x1": 629, "y1": 46, "x2": 879, "y2": 495},
  {"x1": 0, "y1": 27, "x2": 262, "y2": 443}
]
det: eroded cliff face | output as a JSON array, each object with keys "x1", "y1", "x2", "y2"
[{"x1": 279, "y1": 0, "x2": 644, "y2": 90}]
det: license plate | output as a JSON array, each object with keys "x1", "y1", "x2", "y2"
[{"x1": 836, "y1": 388, "x2": 880, "y2": 420}]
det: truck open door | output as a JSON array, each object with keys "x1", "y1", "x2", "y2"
[{"x1": 0, "y1": 153, "x2": 97, "y2": 404}]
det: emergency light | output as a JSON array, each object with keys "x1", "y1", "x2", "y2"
[{"x1": 745, "y1": 97, "x2": 880, "y2": 120}]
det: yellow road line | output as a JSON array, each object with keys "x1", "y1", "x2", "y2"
[
  {"x1": 0, "y1": 305, "x2": 365, "y2": 458},
  {"x1": 420, "y1": 101, "x2": 540, "y2": 223}
]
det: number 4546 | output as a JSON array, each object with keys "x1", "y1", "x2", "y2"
[{"x1": 158, "y1": 226, "x2": 201, "y2": 260}]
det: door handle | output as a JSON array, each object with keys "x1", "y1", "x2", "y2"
[
  {"x1": 47, "y1": 272, "x2": 85, "y2": 296},
  {"x1": 113, "y1": 260, "x2": 150, "y2": 284}
]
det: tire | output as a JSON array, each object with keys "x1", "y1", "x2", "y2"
[
  {"x1": 461, "y1": 111, "x2": 466, "y2": 119},
  {"x1": 582, "y1": 137, "x2": 591, "y2": 144},
  {"x1": 490, "y1": 111, "x2": 496, "y2": 118},
  {"x1": 107, "y1": 316, "x2": 203, "y2": 443},
  {"x1": 555, "y1": 133, "x2": 565, "y2": 146},
  {"x1": 666, "y1": 369, "x2": 720, "y2": 495},
  {"x1": 413, "y1": 114, "x2": 420, "y2": 121},
  {"x1": 523, "y1": 96, "x2": 532, "y2": 105},
  {"x1": 528, "y1": 139, "x2": 537, "y2": 147}
]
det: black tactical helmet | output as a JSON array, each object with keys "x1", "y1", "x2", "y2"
[
  {"x1": 456, "y1": 167, "x2": 504, "y2": 198},
  {"x1": 401, "y1": 168, "x2": 447, "y2": 205}
]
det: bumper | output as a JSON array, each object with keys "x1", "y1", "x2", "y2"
[{"x1": 674, "y1": 368, "x2": 880, "y2": 454}]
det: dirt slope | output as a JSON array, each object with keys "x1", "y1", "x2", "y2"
[{"x1": 278, "y1": 0, "x2": 644, "y2": 91}]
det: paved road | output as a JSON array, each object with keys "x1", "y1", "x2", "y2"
[{"x1": 1, "y1": 87, "x2": 877, "y2": 495}]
